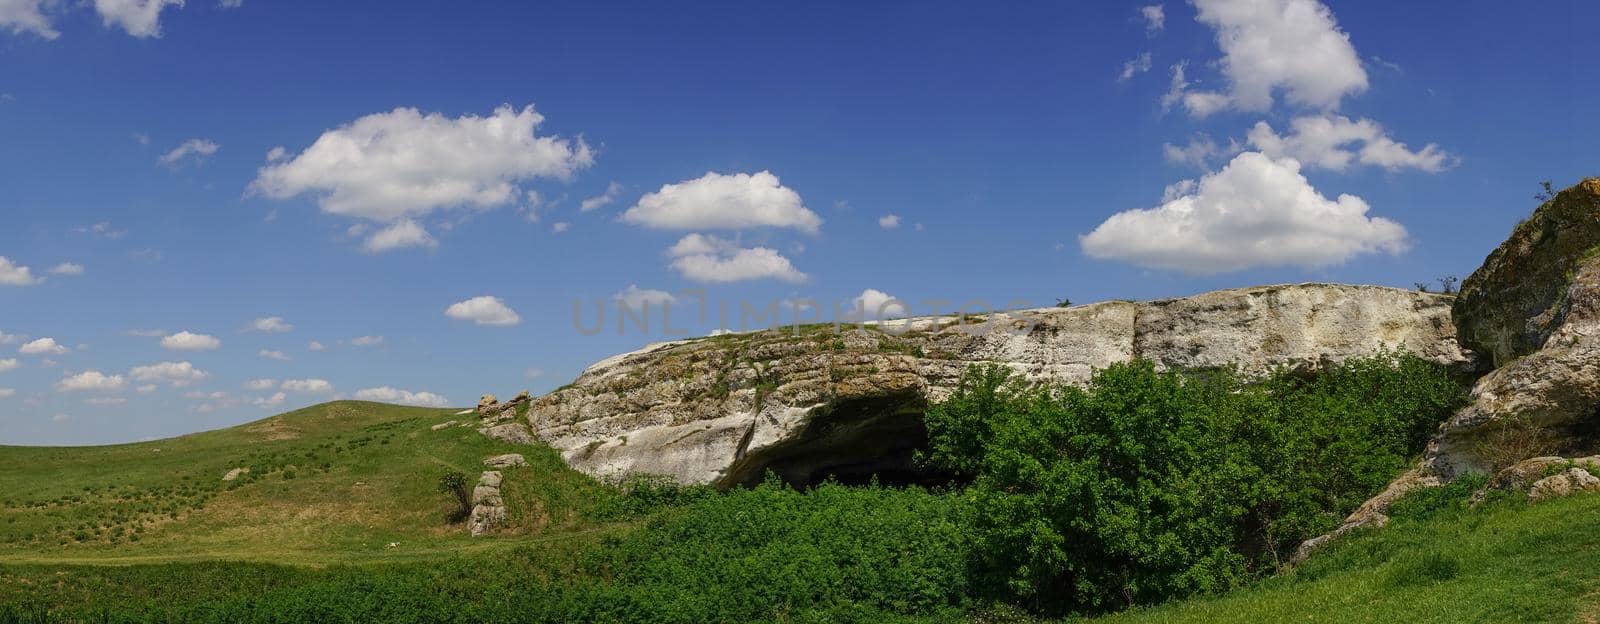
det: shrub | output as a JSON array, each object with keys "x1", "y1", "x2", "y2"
[{"x1": 437, "y1": 470, "x2": 471, "y2": 523}]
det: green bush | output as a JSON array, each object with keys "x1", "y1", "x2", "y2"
[{"x1": 920, "y1": 351, "x2": 1465, "y2": 616}]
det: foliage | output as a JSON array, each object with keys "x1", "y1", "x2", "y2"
[
  {"x1": 594, "y1": 473, "x2": 715, "y2": 519},
  {"x1": 1535, "y1": 179, "x2": 1557, "y2": 202},
  {"x1": 1056, "y1": 297, "x2": 1072, "y2": 307},
  {"x1": 920, "y1": 352, "x2": 1466, "y2": 616},
  {"x1": 1472, "y1": 413, "x2": 1563, "y2": 472},
  {"x1": 437, "y1": 470, "x2": 471, "y2": 522}
]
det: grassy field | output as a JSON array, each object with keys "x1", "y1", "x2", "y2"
[
  {"x1": 2, "y1": 400, "x2": 1598, "y2": 622},
  {"x1": 0, "y1": 401, "x2": 617, "y2": 565}
]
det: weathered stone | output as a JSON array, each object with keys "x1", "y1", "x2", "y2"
[
  {"x1": 530, "y1": 283, "x2": 1469, "y2": 488},
  {"x1": 468, "y1": 470, "x2": 506, "y2": 537},
  {"x1": 476, "y1": 394, "x2": 499, "y2": 416},
  {"x1": 479, "y1": 423, "x2": 535, "y2": 445},
  {"x1": 221, "y1": 467, "x2": 250, "y2": 482},
  {"x1": 1529, "y1": 467, "x2": 1600, "y2": 502},
  {"x1": 483, "y1": 453, "x2": 526, "y2": 468},
  {"x1": 429, "y1": 420, "x2": 458, "y2": 431}
]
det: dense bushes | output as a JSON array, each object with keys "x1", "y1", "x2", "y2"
[{"x1": 919, "y1": 351, "x2": 1465, "y2": 615}]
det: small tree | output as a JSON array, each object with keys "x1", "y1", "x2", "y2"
[
  {"x1": 1436, "y1": 275, "x2": 1459, "y2": 294},
  {"x1": 437, "y1": 470, "x2": 471, "y2": 522},
  {"x1": 1414, "y1": 282, "x2": 1430, "y2": 293},
  {"x1": 1055, "y1": 297, "x2": 1072, "y2": 308},
  {"x1": 1535, "y1": 180, "x2": 1557, "y2": 202}
]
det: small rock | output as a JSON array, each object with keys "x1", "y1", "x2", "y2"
[
  {"x1": 484, "y1": 453, "x2": 527, "y2": 468},
  {"x1": 222, "y1": 467, "x2": 250, "y2": 482},
  {"x1": 479, "y1": 423, "x2": 535, "y2": 445},
  {"x1": 430, "y1": 420, "x2": 458, "y2": 431},
  {"x1": 1529, "y1": 467, "x2": 1600, "y2": 502}
]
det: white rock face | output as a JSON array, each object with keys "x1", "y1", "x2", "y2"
[{"x1": 527, "y1": 284, "x2": 1469, "y2": 487}]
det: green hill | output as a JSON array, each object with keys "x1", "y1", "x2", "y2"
[{"x1": 0, "y1": 401, "x2": 614, "y2": 565}]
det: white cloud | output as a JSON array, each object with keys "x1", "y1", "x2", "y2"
[
  {"x1": 580, "y1": 181, "x2": 623, "y2": 212},
  {"x1": 524, "y1": 368, "x2": 545, "y2": 379},
  {"x1": 81, "y1": 221, "x2": 127, "y2": 240},
  {"x1": 0, "y1": 388, "x2": 14, "y2": 398},
  {"x1": 848, "y1": 288, "x2": 909, "y2": 321},
  {"x1": 350, "y1": 335, "x2": 383, "y2": 347},
  {"x1": 56, "y1": 370, "x2": 126, "y2": 392},
  {"x1": 184, "y1": 390, "x2": 228, "y2": 400},
  {"x1": 0, "y1": 257, "x2": 38, "y2": 286},
  {"x1": 0, "y1": 358, "x2": 13, "y2": 373},
  {"x1": 243, "y1": 378, "x2": 276, "y2": 390},
  {"x1": 614, "y1": 285, "x2": 677, "y2": 309},
  {"x1": 444, "y1": 296, "x2": 521, "y2": 326},
  {"x1": 258, "y1": 349, "x2": 289, "y2": 361},
  {"x1": 878, "y1": 214, "x2": 902, "y2": 229},
  {"x1": 622, "y1": 171, "x2": 821, "y2": 233},
  {"x1": 52, "y1": 413, "x2": 71, "y2": 422},
  {"x1": 0, "y1": 0, "x2": 58, "y2": 39},
  {"x1": 353, "y1": 386, "x2": 449, "y2": 407},
  {"x1": 307, "y1": 340, "x2": 327, "y2": 352},
  {"x1": 47, "y1": 262, "x2": 84, "y2": 276},
  {"x1": 252, "y1": 392, "x2": 286, "y2": 409},
  {"x1": 1246, "y1": 115, "x2": 1455, "y2": 173},
  {"x1": 135, "y1": 384, "x2": 157, "y2": 394},
  {"x1": 218, "y1": 0, "x2": 242, "y2": 8},
  {"x1": 248, "y1": 316, "x2": 293, "y2": 332},
  {"x1": 1118, "y1": 52, "x2": 1153, "y2": 82},
  {"x1": 125, "y1": 328, "x2": 165, "y2": 337},
  {"x1": 1162, "y1": 134, "x2": 1226, "y2": 169},
  {"x1": 0, "y1": 331, "x2": 18, "y2": 345},
  {"x1": 281, "y1": 378, "x2": 333, "y2": 394},
  {"x1": 362, "y1": 219, "x2": 437, "y2": 253},
  {"x1": 1141, "y1": 4, "x2": 1165, "y2": 33},
  {"x1": 1080, "y1": 152, "x2": 1407, "y2": 274},
  {"x1": 93, "y1": 0, "x2": 185, "y2": 38},
  {"x1": 1177, "y1": 0, "x2": 1368, "y2": 116},
  {"x1": 250, "y1": 105, "x2": 592, "y2": 228},
  {"x1": 85, "y1": 397, "x2": 127, "y2": 406},
  {"x1": 161, "y1": 331, "x2": 221, "y2": 351},
  {"x1": 128, "y1": 361, "x2": 208, "y2": 386},
  {"x1": 19, "y1": 337, "x2": 67, "y2": 355},
  {"x1": 158, "y1": 138, "x2": 219, "y2": 167},
  {"x1": 551, "y1": 221, "x2": 570, "y2": 233},
  {"x1": 665, "y1": 233, "x2": 807, "y2": 283}
]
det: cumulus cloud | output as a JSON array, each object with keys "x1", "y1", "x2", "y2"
[
  {"x1": 135, "y1": 384, "x2": 157, "y2": 394},
  {"x1": 580, "y1": 181, "x2": 623, "y2": 212},
  {"x1": 445, "y1": 296, "x2": 521, "y2": 326},
  {"x1": 1080, "y1": 152, "x2": 1407, "y2": 274},
  {"x1": 48, "y1": 262, "x2": 84, "y2": 276},
  {"x1": 551, "y1": 222, "x2": 570, "y2": 233},
  {"x1": 1177, "y1": 0, "x2": 1368, "y2": 115},
  {"x1": 248, "y1": 316, "x2": 293, "y2": 333},
  {"x1": 308, "y1": 340, "x2": 327, "y2": 351},
  {"x1": 0, "y1": 331, "x2": 19, "y2": 345},
  {"x1": 252, "y1": 392, "x2": 287, "y2": 409},
  {"x1": 0, "y1": 388, "x2": 14, "y2": 398},
  {"x1": 158, "y1": 138, "x2": 219, "y2": 167},
  {"x1": 281, "y1": 378, "x2": 333, "y2": 393},
  {"x1": 878, "y1": 214, "x2": 902, "y2": 229},
  {"x1": 19, "y1": 337, "x2": 67, "y2": 355},
  {"x1": 1246, "y1": 115, "x2": 1455, "y2": 173},
  {"x1": 56, "y1": 370, "x2": 126, "y2": 392},
  {"x1": 665, "y1": 233, "x2": 806, "y2": 283},
  {"x1": 258, "y1": 349, "x2": 289, "y2": 361},
  {"x1": 250, "y1": 105, "x2": 593, "y2": 240},
  {"x1": 0, "y1": 257, "x2": 38, "y2": 286},
  {"x1": 362, "y1": 219, "x2": 437, "y2": 253},
  {"x1": 622, "y1": 171, "x2": 821, "y2": 233},
  {"x1": 350, "y1": 335, "x2": 383, "y2": 347},
  {"x1": 614, "y1": 285, "x2": 677, "y2": 309},
  {"x1": 93, "y1": 0, "x2": 184, "y2": 38},
  {"x1": 0, "y1": 358, "x2": 14, "y2": 373},
  {"x1": 128, "y1": 361, "x2": 208, "y2": 386},
  {"x1": 161, "y1": 331, "x2": 220, "y2": 351},
  {"x1": 1118, "y1": 52, "x2": 1153, "y2": 82},
  {"x1": 0, "y1": 0, "x2": 58, "y2": 39},
  {"x1": 847, "y1": 288, "x2": 909, "y2": 321},
  {"x1": 353, "y1": 386, "x2": 450, "y2": 407},
  {"x1": 1162, "y1": 134, "x2": 1228, "y2": 169},
  {"x1": 244, "y1": 378, "x2": 276, "y2": 390}
]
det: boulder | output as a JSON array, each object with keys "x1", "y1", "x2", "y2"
[
  {"x1": 479, "y1": 423, "x2": 535, "y2": 445},
  {"x1": 468, "y1": 470, "x2": 506, "y2": 537},
  {"x1": 221, "y1": 467, "x2": 250, "y2": 482},
  {"x1": 1528, "y1": 467, "x2": 1600, "y2": 501},
  {"x1": 530, "y1": 283, "x2": 1468, "y2": 487},
  {"x1": 429, "y1": 420, "x2": 458, "y2": 431},
  {"x1": 483, "y1": 453, "x2": 527, "y2": 468},
  {"x1": 476, "y1": 394, "x2": 499, "y2": 416}
]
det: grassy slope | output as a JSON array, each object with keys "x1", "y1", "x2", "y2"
[
  {"x1": 0, "y1": 401, "x2": 615, "y2": 565},
  {"x1": 1100, "y1": 493, "x2": 1600, "y2": 624}
]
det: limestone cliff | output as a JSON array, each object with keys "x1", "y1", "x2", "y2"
[{"x1": 528, "y1": 283, "x2": 1469, "y2": 487}]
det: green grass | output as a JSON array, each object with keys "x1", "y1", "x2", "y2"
[
  {"x1": 0, "y1": 401, "x2": 616, "y2": 565},
  {"x1": 1098, "y1": 493, "x2": 1600, "y2": 624}
]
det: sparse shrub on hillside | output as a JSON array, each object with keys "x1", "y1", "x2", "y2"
[
  {"x1": 1472, "y1": 413, "x2": 1562, "y2": 472},
  {"x1": 437, "y1": 470, "x2": 471, "y2": 523}
]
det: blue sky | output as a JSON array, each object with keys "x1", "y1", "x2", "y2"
[{"x1": 1, "y1": 0, "x2": 1595, "y2": 444}]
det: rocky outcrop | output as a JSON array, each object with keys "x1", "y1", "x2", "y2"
[
  {"x1": 468, "y1": 470, "x2": 506, "y2": 537},
  {"x1": 1295, "y1": 180, "x2": 1600, "y2": 562},
  {"x1": 528, "y1": 283, "x2": 1469, "y2": 487},
  {"x1": 484, "y1": 453, "x2": 527, "y2": 469}
]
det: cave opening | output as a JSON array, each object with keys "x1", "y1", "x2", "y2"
[{"x1": 726, "y1": 392, "x2": 963, "y2": 490}]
